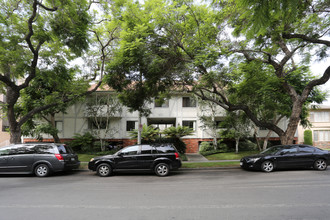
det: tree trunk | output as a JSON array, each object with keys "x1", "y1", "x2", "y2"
[
  {"x1": 263, "y1": 130, "x2": 273, "y2": 150},
  {"x1": 49, "y1": 114, "x2": 60, "y2": 143},
  {"x1": 235, "y1": 137, "x2": 239, "y2": 154},
  {"x1": 9, "y1": 126, "x2": 22, "y2": 144},
  {"x1": 6, "y1": 86, "x2": 22, "y2": 144},
  {"x1": 253, "y1": 125, "x2": 261, "y2": 151},
  {"x1": 279, "y1": 101, "x2": 302, "y2": 145},
  {"x1": 137, "y1": 112, "x2": 142, "y2": 145}
]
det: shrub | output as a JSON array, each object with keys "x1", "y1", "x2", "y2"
[
  {"x1": 199, "y1": 142, "x2": 214, "y2": 152},
  {"x1": 68, "y1": 132, "x2": 95, "y2": 153},
  {"x1": 304, "y1": 130, "x2": 313, "y2": 145},
  {"x1": 218, "y1": 143, "x2": 229, "y2": 152},
  {"x1": 239, "y1": 140, "x2": 258, "y2": 151}
]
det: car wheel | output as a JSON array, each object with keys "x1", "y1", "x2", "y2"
[
  {"x1": 314, "y1": 159, "x2": 327, "y2": 171},
  {"x1": 261, "y1": 161, "x2": 274, "y2": 172},
  {"x1": 35, "y1": 164, "x2": 50, "y2": 177},
  {"x1": 154, "y1": 163, "x2": 170, "y2": 177},
  {"x1": 97, "y1": 163, "x2": 112, "y2": 177}
]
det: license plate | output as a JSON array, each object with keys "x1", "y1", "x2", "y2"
[{"x1": 71, "y1": 158, "x2": 75, "y2": 161}]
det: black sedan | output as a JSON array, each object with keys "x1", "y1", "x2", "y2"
[{"x1": 240, "y1": 144, "x2": 330, "y2": 172}]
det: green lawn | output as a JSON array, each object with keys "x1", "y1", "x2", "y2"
[
  {"x1": 205, "y1": 151, "x2": 259, "y2": 160},
  {"x1": 77, "y1": 154, "x2": 96, "y2": 162}
]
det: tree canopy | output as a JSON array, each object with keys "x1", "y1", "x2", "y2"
[{"x1": 0, "y1": 0, "x2": 102, "y2": 143}]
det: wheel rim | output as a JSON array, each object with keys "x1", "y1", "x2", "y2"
[
  {"x1": 36, "y1": 166, "x2": 48, "y2": 176},
  {"x1": 99, "y1": 165, "x2": 110, "y2": 176},
  {"x1": 262, "y1": 162, "x2": 273, "y2": 172},
  {"x1": 316, "y1": 160, "x2": 326, "y2": 170},
  {"x1": 157, "y1": 165, "x2": 168, "y2": 176}
]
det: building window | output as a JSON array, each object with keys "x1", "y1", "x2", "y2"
[
  {"x1": 88, "y1": 119, "x2": 108, "y2": 129},
  {"x1": 310, "y1": 112, "x2": 330, "y2": 122},
  {"x1": 55, "y1": 121, "x2": 63, "y2": 132},
  {"x1": 314, "y1": 130, "x2": 330, "y2": 142},
  {"x1": 155, "y1": 98, "x2": 169, "y2": 108},
  {"x1": 182, "y1": 120, "x2": 196, "y2": 130},
  {"x1": 182, "y1": 97, "x2": 196, "y2": 107},
  {"x1": 126, "y1": 121, "x2": 137, "y2": 131}
]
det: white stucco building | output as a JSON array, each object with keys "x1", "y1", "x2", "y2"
[{"x1": 23, "y1": 86, "x2": 291, "y2": 153}]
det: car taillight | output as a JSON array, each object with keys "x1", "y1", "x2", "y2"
[
  {"x1": 55, "y1": 154, "x2": 64, "y2": 161},
  {"x1": 175, "y1": 152, "x2": 180, "y2": 160}
]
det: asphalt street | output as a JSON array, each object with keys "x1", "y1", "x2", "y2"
[{"x1": 1, "y1": 168, "x2": 330, "y2": 220}]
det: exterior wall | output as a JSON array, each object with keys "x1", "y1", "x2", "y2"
[
  {"x1": 23, "y1": 91, "x2": 291, "y2": 153},
  {"x1": 0, "y1": 94, "x2": 10, "y2": 147},
  {"x1": 297, "y1": 105, "x2": 330, "y2": 149}
]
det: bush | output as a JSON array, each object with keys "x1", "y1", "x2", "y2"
[
  {"x1": 239, "y1": 140, "x2": 258, "y2": 151},
  {"x1": 218, "y1": 142, "x2": 229, "y2": 152},
  {"x1": 304, "y1": 130, "x2": 313, "y2": 145},
  {"x1": 68, "y1": 132, "x2": 96, "y2": 153},
  {"x1": 199, "y1": 142, "x2": 214, "y2": 152}
]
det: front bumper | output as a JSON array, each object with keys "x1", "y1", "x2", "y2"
[{"x1": 240, "y1": 159, "x2": 260, "y2": 170}]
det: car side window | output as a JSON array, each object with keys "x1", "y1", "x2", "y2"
[
  {"x1": 34, "y1": 145, "x2": 55, "y2": 154},
  {"x1": 299, "y1": 145, "x2": 315, "y2": 153},
  {"x1": 0, "y1": 147, "x2": 11, "y2": 156},
  {"x1": 120, "y1": 146, "x2": 139, "y2": 156},
  {"x1": 279, "y1": 147, "x2": 298, "y2": 155},
  {"x1": 57, "y1": 145, "x2": 68, "y2": 154},
  {"x1": 141, "y1": 145, "x2": 154, "y2": 154},
  {"x1": 10, "y1": 145, "x2": 35, "y2": 155},
  {"x1": 156, "y1": 145, "x2": 176, "y2": 153}
]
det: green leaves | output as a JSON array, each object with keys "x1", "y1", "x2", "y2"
[{"x1": 162, "y1": 126, "x2": 194, "y2": 138}]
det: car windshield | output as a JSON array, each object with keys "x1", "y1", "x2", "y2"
[{"x1": 260, "y1": 146, "x2": 282, "y2": 155}]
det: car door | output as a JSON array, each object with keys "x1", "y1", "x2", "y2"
[
  {"x1": 0, "y1": 147, "x2": 10, "y2": 172},
  {"x1": 294, "y1": 145, "x2": 315, "y2": 167},
  {"x1": 275, "y1": 146, "x2": 299, "y2": 168},
  {"x1": 6, "y1": 145, "x2": 35, "y2": 172},
  {"x1": 135, "y1": 145, "x2": 156, "y2": 169},
  {"x1": 114, "y1": 145, "x2": 139, "y2": 169}
]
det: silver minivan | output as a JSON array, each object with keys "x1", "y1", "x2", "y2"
[{"x1": 0, "y1": 143, "x2": 80, "y2": 177}]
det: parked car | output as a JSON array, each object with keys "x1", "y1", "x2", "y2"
[
  {"x1": 88, "y1": 144, "x2": 182, "y2": 177},
  {"x1": 240, "y1": 144, "x2": 330, "y2": 172},
  {"x1": 0, "y1": 143, "x2": 80, "y2": 177}
]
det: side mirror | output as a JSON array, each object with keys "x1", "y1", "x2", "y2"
[{"x1": 280, "y1": 152, "x2": 285, "y2": 156}]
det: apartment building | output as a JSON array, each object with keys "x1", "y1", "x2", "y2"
[
  {"x1": 0, "y1": 94, "x2": 10, "y2": 147},
  {"x1": 23, "y1": 86, "x2": 290, "y2": 153},
  {"x1": 297, "y1": 105, "x2": 330, "y2": 149}
]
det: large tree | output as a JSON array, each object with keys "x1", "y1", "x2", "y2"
[
  {"x1": 128, "y1": 0, "x2": 329, "y2": 145},
  {"x1": 0, "y1": 0, "x2": 116, "y2": 143},
  {"x1": 197, "y1": 0, "x2": 330, "y2": 144}
]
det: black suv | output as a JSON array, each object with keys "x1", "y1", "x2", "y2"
[
  {"x1": 0, "y1": 143, "x2": 80, "y2": 177},
  {"x1": 88, "y1": 144, "x2": 182, "y2": 177}
]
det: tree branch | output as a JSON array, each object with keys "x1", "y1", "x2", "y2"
[
  {"x1": 282, "y1": 33, "x2": 330, "y2": 46},
  {"x1": 18, "y1": 80, "x2": 103, "y2": 127}
]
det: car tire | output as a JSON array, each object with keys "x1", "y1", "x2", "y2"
[
  {"x1": 261, "y1": 161, "x2": 274, "y2": 172},
  {"x1": 97, "y1": 163, "x2": 112, "y2": 177},
  {"x1": 154, "y1": 163, "x2": 170, "y2": 177},
  {"x1": 314, "y1": 159, "x2": 327, "y2": 171},
  {"x1": 35, "y1": 164, "x2": 50, "y2": 177}
]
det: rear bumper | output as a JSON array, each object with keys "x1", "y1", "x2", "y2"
[
  {"x1": 171, "y1": 160, "x2": 182, "y2": 169},
  {"x1": 64, "y1": 161, "x2": 81, "y2": 170}
]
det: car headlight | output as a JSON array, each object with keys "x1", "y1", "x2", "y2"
[
  {"x1": 248, "y1": 158, "x2": 260, "y2": 163},
  {"x1": 90, "y1": 158, "x2": 95, "y2": 162}
]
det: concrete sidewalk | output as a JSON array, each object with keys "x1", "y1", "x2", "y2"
[
  {"x1": 185, "y1": 153, "x2": 209, "y2": 162},
  {"x1": 184, "y1": 153, "x2": 240, "y2": 164}
]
